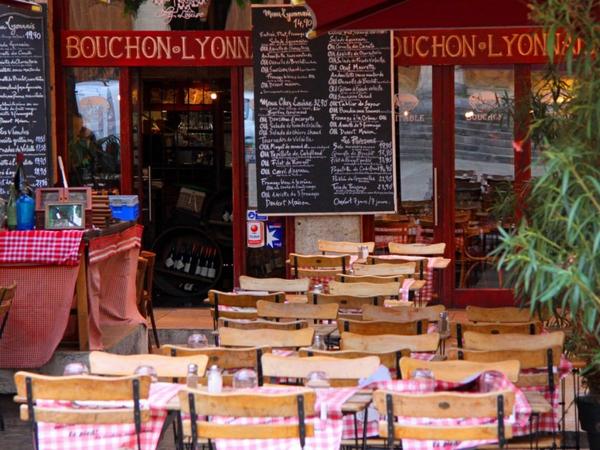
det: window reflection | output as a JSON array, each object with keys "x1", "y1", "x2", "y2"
[{"x1": 67, "y1": 69, "x2": 121, "y2": 190}]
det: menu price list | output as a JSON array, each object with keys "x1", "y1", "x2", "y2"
[
  {"x1": 0, "y1": 5, "x2": 51, "y2": 197},
  {"x1": 252, "y1": 5, "x2": 395, "y2": 215}
]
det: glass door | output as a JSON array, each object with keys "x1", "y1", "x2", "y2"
[{"x1": 451, "y1": 66, "x2": 517, "y2": 306}]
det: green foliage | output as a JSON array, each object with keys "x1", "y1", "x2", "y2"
[{"x1": 494, "y1": 0, "x2": 600, "y2": 387}]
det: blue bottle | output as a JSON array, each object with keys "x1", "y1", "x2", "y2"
[{"x1": 16, "y1": 193, "x2": 35, "y2": 230}]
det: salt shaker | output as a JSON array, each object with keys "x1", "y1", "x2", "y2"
[
  {"x1": 187, "y1": 363, "x2": 199, "y2": 389},
  {"x1": 438, "y1": 311, "x2": 450, "y2": 337},
  {"x1": 313, "y1": 283, "x2": 323, "y2": 294},
  {"x1": 358, "y1": 245, "x2": 369, "y2": 260},
  {"x1": 207, "y1": 365, "x2": 223, "y2": 393}
]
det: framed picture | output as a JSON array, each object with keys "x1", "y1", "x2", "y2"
[
  {"x1": 35, "y1": 188, "x2": 63, "y2": 211},
  {"x1": 45, "y1": 202, "x2": 85, "y2": 230},
  {"x1": 65, "y1": 187, "x2": 92, "y2": 210}
]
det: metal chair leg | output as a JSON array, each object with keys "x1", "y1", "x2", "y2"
[{"x1": 147, "y1": 298, "x2": 160, "y2": 350}]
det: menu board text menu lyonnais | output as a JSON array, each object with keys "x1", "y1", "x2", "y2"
[
  {"x1": 0, "y1": 5, "x2": 51, "y2": 197},
  {"x1": 252, "y1": 5, "x2": 395, "y2": 215}
]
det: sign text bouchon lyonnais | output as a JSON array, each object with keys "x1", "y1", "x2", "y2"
[
  {"x1": 62, "y1": 31, "x2": 252, "y2": 66},
  {"x1": 393, "y1": 28, "x2": 583, "y2": 64}
]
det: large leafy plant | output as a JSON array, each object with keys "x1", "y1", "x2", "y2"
[{"x1": 495, "y1": 0, "x2": 600, "y2": 391}]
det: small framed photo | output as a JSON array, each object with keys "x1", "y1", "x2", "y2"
[{"x1": 45, "y1": 202, "x2": 85, "y2": 230}]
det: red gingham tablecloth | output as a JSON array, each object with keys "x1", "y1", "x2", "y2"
[
  {"x1": 0, "y1": 230, "x2": 84, "y2": 265},
  {"x1": 35, "y1": 382, "x2": 183, "y2": 450},
  {"x1": 210, "y1": 385, "x2": 358, "y2": 450},
  {"x1": 344, "y1": 372, "x2": 531, "y2": 450}
]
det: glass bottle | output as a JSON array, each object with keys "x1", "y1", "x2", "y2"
[
  {"x1": 207, "y1": 365, "x2": 222, "y2": 393},
  {"x1": 6, "y1": 185, "x2": 17, "y2": 231},
  {"x1": 13, "y1": 153, "x2": 34, "y2": 230},
  {"x1": 186, "y1": 363, "x2": 199, "y2": 389}
]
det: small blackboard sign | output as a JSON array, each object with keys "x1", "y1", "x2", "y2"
[
  {"x1": 252, "y1": 5, "x2": 396, "y2": 215},
  {"x1": 0, "y1": 2, "x2": 52, "y2": 198}
]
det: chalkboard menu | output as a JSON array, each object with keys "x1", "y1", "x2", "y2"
[
  {"x1": 252, "y1": 5, "x2": 395, "y2": 215},
  {"x1": 0, "y1": 3, "x2": 51, "y2": 198}
]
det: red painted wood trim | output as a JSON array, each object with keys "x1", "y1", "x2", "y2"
[
  {"x1": 361, "y1": 215, "x2": 374, "y2": 242},
  {"x1": 514, "y1": 64, "x2": 532, "y2": 221},
  {"x1": 119, "y1": 68, "x2": 133, "y2": 194},
  {"x1": 231, "y1": 67, "x2": 246, "y2": 284},
  {"x1": 53, "y1": 0, "x2": 68, "y2": 183},
  {"x1": 285, "y1": 216, "x2": 295, "y2": 278},
  {"x1": 432, "y1": 65, "x2": 455, "y2": 307},
  {"x1": 453, "y1": 289, "x2": 515, "y2": 308}
]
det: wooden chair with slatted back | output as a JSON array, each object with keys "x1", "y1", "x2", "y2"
[
  {"x1": 179, "y1": 388, "x2": 316, "y2": 450},
  {"x1": 140, "y1": 250, "x2": 160, "y2": 350},
  {"x1": 218, "y1": 317, "x2": 309, "y2": 330},
  {"x1": 15, "y1": 372, "x2": 152, "y2": 450},
  {"x1": 219, "y1": 327, "x2": 315, "y2": 349},
  {"x1": 462, "y1": 331, "x2": 565, "y2": 352},
  {"x1": 338, "y1": 318, "x2": 428, "y2": 336},
  {"x1": 466, "y1": 305, "x2": 549, "y2": 323},
  {"x1": 261, "y1": 353, "x2": 380, "y2": 387},
  {"x1": 373, "y1": 389, "x2": 514, "y2": 449},
  {"x1": 341, "y1": 332, "x2": 440, "y2": 353},
  {"x1": 158, "y1": 346, "x2": 271, "y2": 386},
  {"x1": 388, "y1": 242, "x2": 446, "y2": 256},
  {"x1": 317, "y1": 240, "x2": 374, "y2": 255},
  {"x1": 239, "y1": 275, "x2": 310, "y2": 294},
  {"x1": 135, "y1": 257, "x2": 148, "y2": 315},
  {"x1": 257, "y1": 300, "x2": 338, "y2": 324},
  {"x1": 374, "y1": 219, "x2": 417, "y2": 252},
  {"x1": 89, "y1": 351, "x2": 209, "y2": 379},
  {"x1": 399, "y1": 357, "x2": 521, "y2": 383},
  {"x1": 299, "y1": 348, "x2": 411, "y2": 379},
  {"x1": 289, "y1": 253, "x2": 351, "y2": 288},
  {"x1": 452, "y1": 322, "x2": 543, "y2": 347},
  {"x1": 0, "y1": 281, "x2": 16, "y2": 341},
  {"x1": 309, "y1": 293, "x2": 384, "y2": 320},
  {"x1": 329, "y1": 280, "x2": 400, "y2": 298},
  {"x1": 207, "y1": 290, "x2": 285, "y2": 329},
  {"x1": 336, "y1": 273, "x2": 406, "y2": 284},
  {"x1": 362, "y1": 304, "x2": 445, "y2": 323},
  {"x1": 353, "y1": 262, "x2": 416, "y2": 276}
]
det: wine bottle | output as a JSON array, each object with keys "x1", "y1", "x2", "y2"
[
  {"x1": 6, "y1": 185, "x2": 17, "y2": 231},
  {"x1": 194, "y1": 246, "x2": 205, "y2": 276},
  {"x1": 174, "y1": 244, "x2": 186, "y2": 271},
  {"x1": 184, "y1": 244, "x2": 193, "y2": 273},
  {"x1": 165, "y1": 246, "x2": 176, "y2": 269},
  {"x1": 207, "y1": 248, "x2": 217, "y2": 279},
  {"x1": 200, "y1": 246, "x2": 209, "y2": 277}
]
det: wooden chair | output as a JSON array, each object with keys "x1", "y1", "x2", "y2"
[
  {"x1": 256, "y1": 300, "x2": 338, "y2": 323},
  {"x1": 207, "y1": 290, "x2": 285, "y2": 329},
  {"x1": 179, "y1": 388, "x2": 315, "y2": 450},
  {"x1": 374, "y1": 219, "x2": 417, "y2": 251},
  {"x1": 329, "y1": 280, "x2": 400, "y2": 298},
  {"x1": 139, "y1": 250, "x2": 160, "y2": 350},
  {"x1": 261, "y1": 353, "x2": 380, "y2": 386},
  {"x1": 89, "y1": 351, "x2": 209, "y2": 379},
  {"x1": 341, "y1": 332, "x2": 440, "y2": 353},
  {"x1": 158, "y1": 345, "x2": 270, "y2": 386},
  {"x1": 461, "y1": 331, "x2": 565, "y2": 351},
  {"x1": 388, "y1": 242, "x2": 446, "y2": 256},
  {"x1": 219, "y1": 327, "x2": 314, "y2": 349},
  {"x1": 309, "y1": 293, "x2": 384, "y2": 320},
  {"x1": 218, "y1": 317, "x2": 309, "y2": 330},
  {"x1": 135, "y1": 257, "x2": 148, "y2": 315},
  {"x1": 466, "y1": 305, "x2": 549, "y2": 323},
  {"x1": 453, "y1": 322, "x2": 543, "y2": 347},
  {"x1": 399, "y1": 357, "x2": 521, "y2": 382},
  {"x1": 362, "y1": 304, "x2": 445, "y2": 322},
  {"x1": 15, "y1": 372, "x2": 152, "y2": 450},
  {"x1": 338, "y1": 318, "x2": 427, "y2": 336},
  {"x1": 299, "y1": 348, "x2": 411, "y2": 379},
  {"x1": 353, "y1": 262, "x2": 416, "y2": 276},
  {"x1": 239, "y1": 275, "x2": 310, "y2": 294},
  {"x1": 317, "y1": 240, "x2": 374, "y2": 255},
  {"x1": 289, "y1": 253, "x2": 351, "y2": 281},
  {"x1": 373, "y1": 389, "x2": 514, "y2": 449},
  {"x1": 335, "y1": 273, "x2": 406, "y2": 284}
]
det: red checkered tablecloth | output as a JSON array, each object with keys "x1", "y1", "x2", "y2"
[
  {"x1": 374, "y1": 255, "x2": 440, "y2": 304},
  {"x1": 35, "y1": 382, "x2": 183, "y2": 450},
  {"x1": 0, "y1": 230, "x2": 84, "y2": 265},
  {"x1": 343, "y1": 372, "x2": 531, "y2": 450}
]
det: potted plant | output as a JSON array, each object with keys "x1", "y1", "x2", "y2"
[{"x1": 494, "y1": 0, "x2": 600, "y2": 446}]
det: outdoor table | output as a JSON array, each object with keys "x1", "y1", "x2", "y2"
[{"x1": 0, "y1": 222, "x2": 144, "y2": 369}]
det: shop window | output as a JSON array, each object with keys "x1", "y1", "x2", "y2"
[
  {"x1": 66, "y1": 68, "x2": 121, "y2": 191},
  {"x1": 374, "y1": 66, "x2": 433, "y2": 253}
]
